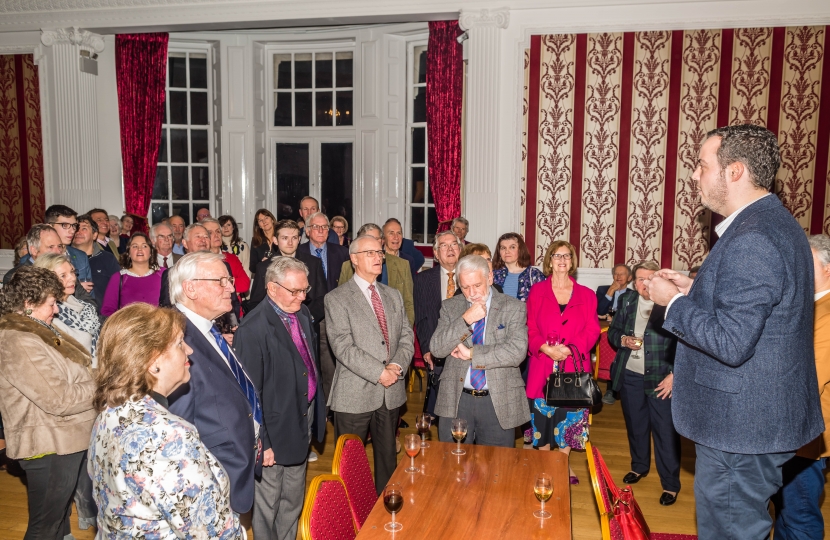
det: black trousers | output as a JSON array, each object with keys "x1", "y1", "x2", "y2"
[
  {"x1": 334, "y1": 403, "x2": 399, "y2": 495},
  {"x1": 619, "y1": 369, "x2": 681, "y2": 492},
  {"x1": 18, "y1": 451, "x2": 85, "y2": 540}
]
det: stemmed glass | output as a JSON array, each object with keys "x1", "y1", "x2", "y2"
[
  {"x1": 451, "y1": 418, "x2": 468, "y2": 456},
  {"x1": 631, "y1": 333, "x2": 644, "y2": 360},
  {"x1": 404, "y1": 434, "x2": 420, "y2": 473},
  {"x1": 383, "y1": 483, "x2": 404, "y2": 532},
  {"x1": 416, "y1": 414, "x2": 432, "y2": 448},
  {"x1": 533, "y1": 473, "x2": 553, "y2": 519}
]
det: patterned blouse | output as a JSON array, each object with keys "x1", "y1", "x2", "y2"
[
  {"x1": 492, "y1": 266, "x2": 546, "y2": 302},
  {"x1": 89, "y1": 395, "x2": 244, "y2": 540}
]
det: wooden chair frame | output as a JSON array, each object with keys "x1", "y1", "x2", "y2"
[{"x1": 298, "y1": 474, "x2": 357, "y2": 540}]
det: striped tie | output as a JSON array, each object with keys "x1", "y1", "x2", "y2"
[
  {"x1": 368, "y1": 284, "x2": 389, "y2": 358},
  {"x1": 469, "y1": 318, "x2": 486, "y2": 390},
  {"x1": 209, "y1": 326, "x2": 263, "y2": 425}
]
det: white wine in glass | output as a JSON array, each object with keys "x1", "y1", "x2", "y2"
[
  {"x1": 533, "y1": 473, "x2": 553, "y2": 519},
  {"x1": 451, "y1": 418, "x2": 468, "y2": 456}
]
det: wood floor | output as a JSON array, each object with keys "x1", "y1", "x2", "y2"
[{"x1": 1, "y1": 383, "x2": 829, "y2": 539}]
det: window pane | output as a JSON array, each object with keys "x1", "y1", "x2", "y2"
[
  {"x1": 171, "y1": 166, "x2": 189, "y2": 200},
  {"x1": 412, "y1": 127, "x2": 426, "y2": 164},
  {"x1": 427, "y1": 206, "x2": 438, "y2": 244},
  {"x1": 295, "y1": 53, "x2": 312, "y2": 89},
  {"x1": 315, "y1": 52, "x2": 333, "y2": 88},
  {"x1": 321, "y1": 143, "x2": 353, "y2": 231},
  {"x1": 336, "y1": 91, "x2": 352, "y2": 126},
  {"x1": 190, "y1": 92, "x2": 208, "y2": 125},
  {"x1": 411, "y1": 167, "x2": 425, "y2": 204},
  {"x1": 169, "y1": 54, "x2": 187, "y2": 88},
  {"x1": 170, "y1": 129, "x2": 188, "y2": 163},
  {"x1": 158, "y1": 129, "x2": 168, "y2": 163},
  {"x1": 274, "y1": 92, "x2": 292, "y2": 126},
  {"x1": 316, "y1": 91, "x2": 333, "y2": 127},
  {"x1": 274, "y1": 54, "x2": 292, "y2": 89},
  {"x1": 162, "y1": 95, "x2": 167, "y2": 124},
  {"x1": 413, "y1": 86, "x2": 427, "y2": 123},
  {"x1": 172, "y1": 203, "x2": 191, "y2": 226},
  {"x1": 414, "y1": 45, "x2": 427, "y2": 84},
  {"x1": 191, "y1": 130, "x2": 208, "y2": 163},
  {"x1": 189, "y1": 54, "x2": 208, "y2": 89},
  {"x1": 151, "y1": 203, "x2": 169, "y2": 224},
  {"x1": 169, "y1": 91, "x2": 188, "y2": 125},
  {"x1": 295, "y1": 92, "x2": 313, "y2": 127},
  {"x1": 335, "y1": 52, "x2": 353, "y2": 88},
  {"x1": 192, "y1": 167, "x2": 210, "y2": 200},
  {"x1": 276, "y1": 143, "x2": 310, "y2": 221},
  {"x1": 152, "y1": 166, "x2": 169, "y2": 199},
  {"x1": 411, "y1": 206, "x2": 425, "y2": 244}
]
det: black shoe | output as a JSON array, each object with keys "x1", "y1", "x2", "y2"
[
  {"x1": 623, "y1": 471, "x2": 647, "y2": 484},
  {"x1": 659, "y1": 492, "x2": 677, "y2": 506},
  {"x1": 399, "y1": 419, "x2": 410, "y2": 428}
]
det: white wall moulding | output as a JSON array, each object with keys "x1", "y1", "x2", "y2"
[{"x1": 41, "y1": 27, "x2": 105, "y2": 54}]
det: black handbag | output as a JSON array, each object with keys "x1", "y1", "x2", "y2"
[{"x1": 544, "y1": 343, "x2": 602, "y2": 408}]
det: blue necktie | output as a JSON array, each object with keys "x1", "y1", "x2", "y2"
[
  {"x1": 315, "y1": 247, "x2": 327, "y2": 279},
  {"x1": 209, "y1": 326, "x2": 262, "y2": 425},
  {"x1": 469, "y1": 318, "x2": 486, "y2": 390}
]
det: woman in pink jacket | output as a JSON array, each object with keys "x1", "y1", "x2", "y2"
[{"x1": 526, "y1": 240, "x2": 600, "y2": 484}]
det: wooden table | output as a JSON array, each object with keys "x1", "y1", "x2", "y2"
[{"x1": 355, "y1": 441, "x2": 571, "y2": 539}]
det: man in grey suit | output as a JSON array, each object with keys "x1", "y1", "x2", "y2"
[
  {"x1": 647, "y1": 125, "x2": 824, "y2": 540},
  {"x1": 430, "y1": 255, "x2": 530, "y2": 448},
  {"x1": 325, "y1": 234, "x2": 414, "y2": 492}
]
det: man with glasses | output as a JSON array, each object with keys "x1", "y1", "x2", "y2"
[
  {"x1": 234, "y1": 257, "x2": 326, "y2": 540},
  {"x1": 44, "y1": 205, "x2": 95, "y2": 299},
  {"x1": 149, "y1": 223, "x2": 181, "y2": 269},
  {"x1": 297, "y1": 196, "x2": 339, "y2": 244},
  {"x1": 297, "y1": 212, "x2": 350, "y2": 292},
  {"x1": 325, "y1": 234, "x2": 414, "y2": 492},
  {"x1": 87, "y1": 208, "x2": 120, "y2": 257},
  {"x1": 72, "y1": 214, "x2": 121, "y2": 312},
  {"x1": 414, "y1": 230, "x2": 463, "y2": 416}
]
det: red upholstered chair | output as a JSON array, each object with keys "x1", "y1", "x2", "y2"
[
  {"x1": 409, "y1": 328, "x2": 426, "y2": 392},
  {"x1": 594, "y1": 327, "x2": 617, "y2": 381},
  {"x1": 332, "y1": 434, "x2": 377, "y2": 530},
  {"x1": 586, "y1": 441, "x2": 697, "y2": 540},
  {"x1": 298, "y1": 474, "x2": 357, "y2": 540}
]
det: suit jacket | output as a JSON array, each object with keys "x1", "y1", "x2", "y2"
[
  {"x1": 338, "y1": 253, "x2": 415, "y2": 326},
  {"x1": 168, "y1": 316, "x2": 258, "y2": 514},
  {"x1": 430, "y1": 290, "x2": 530, "y2": 429},
  {"x1": 88, "y1": 244, "x2": 121, "y2": 313},
  {"x1": 596, "y1": 284, "x2": 631, "y2": 316},
  {"x1": 665, "y1": 195, "x2": 823, "y2": 454},
  {"x1": 401, "y1": 238, "x2": 425, "y2": 272},
  {"x1": 607, "y1": 290, "x2": 676, "y2": 396},
  {"x1": 247, "y1": 251, "x2": 327, "y2": 324},
  {"x1": 297, "y1": 241, "x2": 350, "y2": 292},
  {"x1": 234, "y1": 301, "x2": 325, "y2": 466},
  {"x1": 413, "y1": 266, "x2": 443, "y2": 357},
  {"x1": 324, "y1": 277, "x2": 414, "y2": 413}
]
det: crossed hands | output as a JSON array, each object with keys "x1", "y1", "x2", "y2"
[{"x1": 379, "y1": 364, "x2": 402, "y2": 387}]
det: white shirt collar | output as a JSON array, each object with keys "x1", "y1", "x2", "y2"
[
  {"x1": 817, "y1": 290, "x2": 830, "y2": 301},
  {"x1": 715, "y1": 193, "x2": 771, "y2": 237},
  {"x1": 176, "y1": 303, "x2": 215, "y2": 334},
  {"x1": 353, "y1": 272, "x2": 377, "y2": 293}
]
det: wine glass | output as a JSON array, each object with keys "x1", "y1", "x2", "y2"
[
  {"x1": 451, "y1": 418, "x2": 468, "y2": 456},
  {"x1": 416, "y1": 414, "x2": 432, "y2": 448},
  {"x1": 533, "y1": 473, "x2": 553, "y2": 519},
  {"x1": 546, "y1": 332, "x2": 560, "y2": 346},
  {"x1": 607, "y1": 307, "x2": 616, "y2": 321},
  {"x1": 404, "y1": 434, "x2": 420, "y2": 473},
  {"x1": 383, "y1": 483, "x2": 404, "y2": 532},
  {"x1": 631, "y1": 333, "x2": 644, "y2": 360}
]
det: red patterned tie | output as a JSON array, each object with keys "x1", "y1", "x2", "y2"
[{"x1": 368, "y1": 284, "x2": 389, "y2": 357}]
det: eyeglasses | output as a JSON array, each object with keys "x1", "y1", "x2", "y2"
[
  {"x1": 551, "y1": 253, "x2": 572, "y2": 260},
  {"x1": 273, "y1": 281, "x2": 312, "y2": 297},
  {"x1": 354, "y1": 250, "x2": 385, "y2": 259},
  {"x1": 192, "y1": 276, "x2": 235, "y2": 288},
  {"x1": 437, "y1": 243, "x2": 460, "y2": 251},
  {"x1": 50, "y1": 222, "x2": 79, "y2": 231},
  {"x1": 309, "y1": 225, "x2": 330, "y2": 231}
]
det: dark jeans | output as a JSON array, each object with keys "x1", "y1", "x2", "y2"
[
  {"x1": 771, "y1": 456, "x2": 827, "y2": 540},
  {"x1": 18, "y1": 451, "x2": 85, "y2": 540}
]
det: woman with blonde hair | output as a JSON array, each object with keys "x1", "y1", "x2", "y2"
[
  {"x1": 331, "y1": 215, "x2": 351, "y2": 247},
  {"x1": 90, "y1": 303, "x2": 244, "y2": 539}
]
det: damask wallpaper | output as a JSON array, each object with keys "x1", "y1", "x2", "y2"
[
  {"x1": 522, "y1": 26, "x2": 830, "y2": 270},
  {"x1": 0, "y1": 54, "x2": 45, "y2": 250}
]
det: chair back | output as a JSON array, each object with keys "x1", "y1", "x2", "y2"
[
  {"x1": 585, "y1": 441, "x2": 624, "y2": 540},
  {"x1": 299, "y1": 474, "x2": 357, "y2": 540},
  {"x1": 332, "y1": 434, "x2": 377, "y2": 529},
  {"x1": 595, "y1": 327, "x2": 616, "y2": 380}
]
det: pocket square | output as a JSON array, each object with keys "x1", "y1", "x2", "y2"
[{"x1": 497, "y1": 324, "x2": 505, "y2": 330}]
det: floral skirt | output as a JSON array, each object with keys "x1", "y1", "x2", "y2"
[{"x1": 529, "y1": 398, "x2": 589, "y2": 450}]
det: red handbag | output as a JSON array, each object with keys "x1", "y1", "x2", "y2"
[{"x1": 595, "y1": 447, "x2": 651, "y2": 540}]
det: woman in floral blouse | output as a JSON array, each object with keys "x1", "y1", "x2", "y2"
[
  {"x1": 491, "y1": 232, "x2": 545, "y2": 302},
  {"x1": 89, "y1": 303, "x2": 244, "y2": 539}
]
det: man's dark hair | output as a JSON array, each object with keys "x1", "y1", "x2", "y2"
[
  {"x1": 77, "y1": 213, "x2": 99, "y2": 235},
  {"x1": 44, "y1": 204, "x2": 77, "y2": 222},
  {"x1": 706, "y1": 124, "x2": 780, "y2": 191}
]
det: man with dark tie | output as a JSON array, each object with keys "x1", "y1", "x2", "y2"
[
  {"x1": 297, "y1": 196, "x2": 339, "y2": 244},
  {"x1": 167, "y1": 252, "x2": 262, "y2": 514},
  {"x1": 150, "y1": 223, "x2": 181, "y2": 269},
  {"x1": 235, "y1": 257, "x2": 326, "y2": 540},
  {"x1": 325, "y1": 234, "x2": 414, "y2": 492}
]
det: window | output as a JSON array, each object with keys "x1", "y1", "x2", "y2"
[
  {"x1": 151, "y1": 50, "x2": 212, "y2": 226},
  {"x1": 406, "y1": 43, "x2": 436, "y2": 244},
  {"x1": 273, "y1": 52, "x2": 353, "y2": 127}
]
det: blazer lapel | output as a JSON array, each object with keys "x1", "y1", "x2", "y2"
[
  {"x1": 484, "y1": 292, "x2": 503, "y2": 345},
  {"x1": 347, "y1": 279, "x2": 384, "y2": 339},
  {"x1": 185, "y1": 318, "x2": 247, "y2": 399},
  {"x1": 377, "y1": 283, "x2": 400, "y2": 339},
  {"x1": 263, "y1": 304, "x2": 307, "y2": 368}
]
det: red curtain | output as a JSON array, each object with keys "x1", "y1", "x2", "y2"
[
  {"x1": 115, "y1": 33, "x2": 168, "y2": 234},
  {"x1": 426, "y1": 21, "x2": 464, "y2": 233}
]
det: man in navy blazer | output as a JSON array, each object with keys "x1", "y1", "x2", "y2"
[
  {"x1": 167, "y1": 251, "x2": 261, "y2": 515},
  {"x1": 647, "y1": 125, "x2": 824, "y2": 540},
  {"x1": 595, "y1": 264, "x2": 632, "y2": 317}
]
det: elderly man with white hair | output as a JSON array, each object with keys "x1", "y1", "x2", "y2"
[
  {"x1": 167, "y1": 251, "x2": 262, "y2": 515},
  {"x1": 149, "y1": 222, "x2": 181, "y2": 269},
  {"x1": 430, "y1": 254, "x2": 530, "y2": 448}
]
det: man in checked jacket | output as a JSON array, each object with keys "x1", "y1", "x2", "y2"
[{"x1": 608, "y1": 260, "x2": 680, "y2": 507}]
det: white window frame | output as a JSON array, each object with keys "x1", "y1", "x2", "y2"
[{"x1": 405, "y1": 39, "x2": 433, "y2": 245}]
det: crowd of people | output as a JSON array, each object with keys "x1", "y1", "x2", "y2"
[{"x1": 0, "y1": 124, "x2": 828, "y2": 540}]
